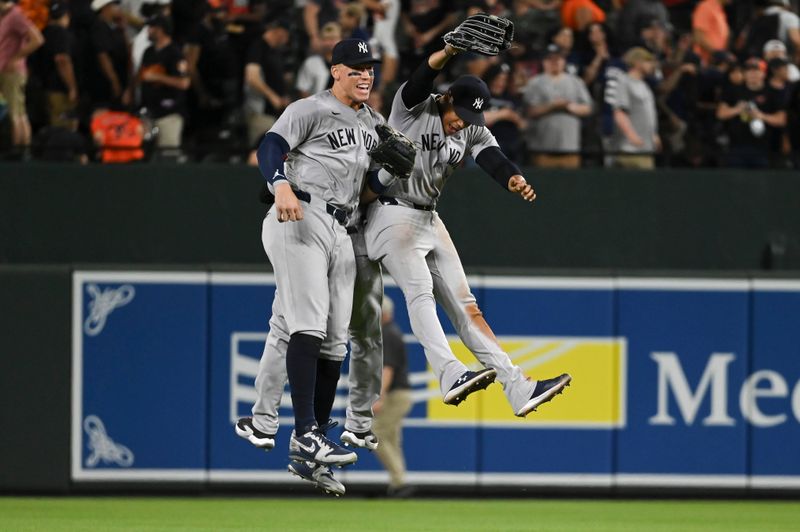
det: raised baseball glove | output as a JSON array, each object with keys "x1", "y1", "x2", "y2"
[
  {"x1": 443, "y1": 13, "x2": 514, "y2": 56},
  {"x1": 369, "y1": 123, "x2": 417, "y2": 180}
]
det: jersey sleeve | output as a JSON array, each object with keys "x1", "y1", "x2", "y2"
[
  {"x1": 390, "y1": 82, "x2": 429, "y2": 128},
  {"x1": 605, "y1": 67, "x2": 630, "y2": 111},
  {"x1": 467, "y1": 125, "x2": 500, "y2": 159},
  {"x1": 268, "y1": 98, "x2": 320, "y2": 150}
]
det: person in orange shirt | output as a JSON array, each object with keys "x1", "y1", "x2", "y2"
[
  {"x1": 692, "y1": 0, "x2": 730, "y2": 65},
  {"x1": 561, "y1": 0, "x2": 606, "y2": 32}
]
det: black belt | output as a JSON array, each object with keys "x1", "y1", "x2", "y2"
[
  {"x1": 378, "y1": 195, "x2": 434, "y2": 212},
  {"x1": 294, "y1": 189, "x2": 351, "y2": 226}
]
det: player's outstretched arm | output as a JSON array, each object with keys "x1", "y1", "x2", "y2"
[{"x1": 475, "y1": 146, "x2": 535, "y2": 203}]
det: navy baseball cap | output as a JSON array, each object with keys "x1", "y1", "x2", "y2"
[
  {"x1": 449, "y1": 75, "x2": 491, "y2": 126},
  {"x1": 331, "y1": 39, "x2": 380, "y2": 67},
  {"x1": 50, "y1": 1, "x2": 68, "y2": 18}
]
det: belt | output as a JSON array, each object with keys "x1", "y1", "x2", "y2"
[
  {"x1": 294, "y1": 189, "x2": 351, "y2": 226},
  {"x1": 378, "y1": 195, "x2": 434, "y2": 212}
]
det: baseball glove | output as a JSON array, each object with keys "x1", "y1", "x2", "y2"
[
  {"x1": 369, "y1": 123, "x2": 417, "y2": 180},
  {"x1": 443, "y1": 13, "x2": 514, "y2": 56}
]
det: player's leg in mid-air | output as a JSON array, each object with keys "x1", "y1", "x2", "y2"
[
  {"x1": 427, "y1": 215, "x2": 571, "y2": 417},
  {"x1": 341, "y1": 230, "x2": 383, "y2": 450},
  {"x1": 365, "y1": 201, "x2": 497, "y2": 406}
]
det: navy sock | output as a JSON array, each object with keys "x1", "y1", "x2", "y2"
[
  {"x1": 314, "y1": 359, "x2": 343, "y2": 426},
  {"x1": 286, "y1": 333, "x2": 322, "y2": 433}
]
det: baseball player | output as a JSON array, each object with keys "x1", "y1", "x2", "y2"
[
  {"x1": 362, "y1": 38, "x2": 572, "y2": 418},
  {"x1": 255, "y1": 38, "x2": 385, "y2": 474}
]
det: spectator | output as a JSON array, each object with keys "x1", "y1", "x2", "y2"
[
  {"x1": 561, "y1": 0, "x2": 605, "y2": 32},
  {"x1": 365, "y1": 0, "x2": 400, "y2": 92},
  {"x1": 304, "y1": 0, "x2": 346, "y2": 54},
  {"x1": 137, "y1": 15, "x2": 190, "y2": 153},
  {"x1": 296, "y1": 21, "x2": 341, "y2": 98},
  {"x1": 716, "y1": 57, "x2": 787, "y2": 168},
  {"x1": 483, "y1": 63, "x2": 527, "y2": 164},
  {"x1": 615, "y1": 0, "x2": 670, "y2": 51},
  {"x1": 510, "y1": 0, "x2": 561, "y2": 59},
  {"x1": 35, "y1": 2, "x2": 78, "y2": 128},
  {"x1": 742, "y1": 0, "x2": 800, "y2": 62},
  {"x1": 400, "y1": 0, "x2": 457, "y2": 71},
  {"x1": 547, "y1": 25, "x2": 579, "y2": 74},
  {"x1": 767, "y1": 56, "x2": 792, "y2": 165},
  {"x1": 524, "y1": 43, "x2": 593, "y2": 168},
  {"x1": 243, "y1": 18, "x2": 290, "y2": 146},
  {"x1": 578, "y1": 22, "x2": 616, "y2": 96},
  {"x1": 339, "y1": 1, "x2": 369, "y2": 41},
  {"x1": 786, "y1": 70, "x2": 800, "y2": 166},
  {"x1": 0, "y1": 0, "x2": 44, "y2": 152},
  {"x1": 90, "y1": 106, "x2": 146, "y2": 162},
  {"x1": 692, "y1": 0, "x2": 730, "y2": 65},
  {"x1": 35, "y1": 110, "x2": 90, "y2": 163},
  {"x1": 763, "y1": 39, "x2": 800, "y2": 82},
  {"x1": 372, "y1": 296, "x2": 414, "y2": 499},
  {"x1": 659, "y1": 48, "x2": 701, "y2": 162},
  {"x1": 605, "y1": 47, "x2": 660, "y2": 169},
  {"x1": 88, "y1": 0, "x2": 133, "y2": 109},
  {"x1": 131, "y1": 0, "x2": 170, "y2": 73},
  {"x1": 184, "y1": 0, "x2": 239, "y2": 122}
]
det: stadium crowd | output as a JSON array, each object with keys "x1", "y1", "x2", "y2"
[{"x1": 2, "y1": 0, "x2": 800, "y2": 168}]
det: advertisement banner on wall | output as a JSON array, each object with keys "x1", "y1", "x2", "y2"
[{"x1": 72, "y1": 272, "x2": 800, "y2": 488}]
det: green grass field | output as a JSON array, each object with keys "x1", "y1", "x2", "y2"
[{"x1": 1, "y1": 497, "x2": 798, "y2": 532}]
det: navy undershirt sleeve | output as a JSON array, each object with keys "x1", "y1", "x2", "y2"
[
  {"x1": 256, "y1": 132, "x2": 290, "y2": 185},
  {"x1": 475, "y1": 146, "x2": 522, "y2": 191},
  {"x1": 401, "y1": 61, "x2": 440, "y2": 109}
]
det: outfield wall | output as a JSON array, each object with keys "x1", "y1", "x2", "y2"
[
  {"x1": 58, "y1": 270, "x2": 800, "y2": 493},
  {"x1": 2, "y1": 163, "x2": 800, "y2": 270}
]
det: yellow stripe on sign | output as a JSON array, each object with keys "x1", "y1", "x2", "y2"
[{"x1": 427, "y1": 337, "x2": 626, "y2": 426}]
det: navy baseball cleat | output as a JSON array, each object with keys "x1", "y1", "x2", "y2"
[
  {"x1": 341, "y1": 429, "x2": 379, "y2": 450},
  {"x1": 289, "y1": 425, "x2": 358, "y2": 467},
  {"x1": 235, "y1": 417, "x2": 276, "y2": 450},
  {"x1": 288, "y1": 461, "x2": 346, "y2": 497},
  {"x1": 443, "y1": 368, "x2": 497, "y2": 406},
  {"x1": 515, "y1": 373, "x2": 572, "y2": 417}
]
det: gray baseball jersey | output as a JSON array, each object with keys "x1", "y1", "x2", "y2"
[
  {"x1": 364, "y1": 86, "x2": 537, "y2": 413},
  {"x1": 263, "y1": 90, "x2": 383, "y2": 343},
  {"x1": 381, "y1": 83, "x2": 499, "y2": 206},
  {"x1": 270, "y1": 90, "x2": 384, "y2": 211}
]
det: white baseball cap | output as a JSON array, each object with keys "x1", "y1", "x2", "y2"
[
  {"x1": 764, "y1": 39, "x2": 787, "y2": 54},
  {"x1": 91, "y1": 0, "x2": 118, "y2": 11}
]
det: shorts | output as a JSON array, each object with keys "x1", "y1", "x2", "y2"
[{"x1": 0, "y1": 71, "x2": 27, "y2": 119}]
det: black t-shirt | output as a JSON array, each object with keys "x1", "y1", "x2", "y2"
[
  {"x1": 382, "y1": 322, "x2": 410, "y2": 392},
  {"x1": 401, "y1": 0, "x2": 454, "y2": 33},
  {"x1": 721, "y1": 83, "x2": 785, "y2": 151},
  {"x1": 140, "y1": 43, "x2": 188, "y2": 118},
  {"x1": 88, "y1": 19, "x2": 130, "y2": 103},
  {"x1": 245, "y1": 38, "x2": 286, "y2": 116},
  {"x1": 186, "y1": 22, "x2": 238, "y2": 95},
  {"x1": 34, "y1": 25, "x2": 75, "y2": 93}
]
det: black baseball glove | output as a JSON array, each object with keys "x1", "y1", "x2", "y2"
[
  {"x1": 443, "y1": 13, "x2": 514, "y2": 56},
  {"x1": 369, "y1": 123, "x2": 417, "y2": 180}
]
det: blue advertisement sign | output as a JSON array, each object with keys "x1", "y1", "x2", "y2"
[{"x1": 72, "y1": 272, "x2": 800, "y2": 489}]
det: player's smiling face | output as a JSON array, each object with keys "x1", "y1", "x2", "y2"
[{"x1": 332, "y1": 64, "x2": 375, "y2": 108}]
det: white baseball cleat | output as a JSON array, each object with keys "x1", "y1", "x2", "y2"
[
  {"x1": 515, "y1": 373, "x2": 572, "y2": 417},
  {"x1": 341, "y1": 429, "x2": 379, "y2": 450},
  {"x1": 235, "y1": 417, "x2": 276, "y2": 450},
  {"x1": 443, "y1": 368, "x2": 497, "y2": 406}
]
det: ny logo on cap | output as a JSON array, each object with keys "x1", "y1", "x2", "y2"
[
  {"x1": 473, "y1": 97, "x2": 484, "y2": 110},
  {"x1": 358, "y1": 42, "x2": 368, "y2": 54}
]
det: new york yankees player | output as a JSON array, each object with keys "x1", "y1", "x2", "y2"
[
  {"x1": 363, "y1": 43, "x2": 572, "y2": 417},
  {"x1": 254, "y1": 39, "x2": 385, "y2": 481}
]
